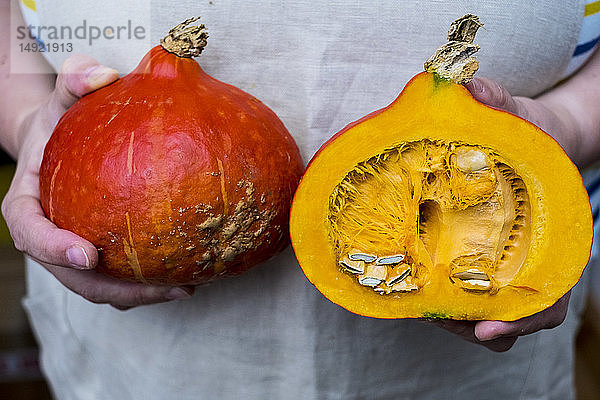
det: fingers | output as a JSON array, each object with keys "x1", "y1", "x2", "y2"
[
  {"x1": 427, "y1": 292, "x2": 570, "y2": 352},
  {"x1": 474, "y1": 292, "x2": 570, "y2": 342},
  {"x1": 2, "y1": 180, "x2": 196, "y2": 309},
  {"x1": 3, "y1": 189, "x2": 196, "y2": 309},
  {"x1": 430, "y1": 319, "x2": 518, "y2": 352},
  {"x1": 465, "y1": 77, "x2": 528, "y2": 118},
  {"x1": 479, "y1": 336, "x2": 518, "y2": 352},
  {"x1": 2, "y1": 192, "x2": 98, "y2": 269},
  {"x1": 47, "y1": 54, "x2": 119, "y2": 119},
  {"x1": 465, "y1": 77, "x2": 581, "y2": 160},
  {"x1": 45, "y1": 263, "x2": 194, "y2": 308},
  {"x1": 1, "y1": 54, "x2": 185, "y2": 310}
]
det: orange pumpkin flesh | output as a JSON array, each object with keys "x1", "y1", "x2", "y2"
[
  {"x1": 39, "y1": 19, "x2": 304, "y2": 285},
  {"x1": 290, "y1": 17, "x2": 592, "y2": 321}
]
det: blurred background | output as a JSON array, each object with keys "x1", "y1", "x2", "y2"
[
  {"x1": 0, "y1": 151, "x2": 52, "y2": 399},
  {"x1": 0, "y1": 147, "x2": 598, "y2": 399}
]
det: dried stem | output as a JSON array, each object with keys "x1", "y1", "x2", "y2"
[
  {"x1": 424, "y1": 14, "x2": 483, "y2": 84},
  {"x1": 160, "y1": 17, "x2": 209, "y2": 58}
]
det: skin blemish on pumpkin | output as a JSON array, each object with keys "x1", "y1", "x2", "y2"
[
  {"x1": 217, "y1": 157, "x2": 228, "y2": 215},
  {"x1": 195, "y1": 181, "x2": 276, "y2": 271},
  {"x1": 104, "y1": 96, "x2": 132, "y2": 127},
  {"x1": 123, "y1": 211, "x2": 146, "y2": 283},
  {"x1": 197, "y1": 215, "x2": 223, "y2": 230},
  {"x1": 127, "y1": 131, "x2": 135, "y2": 175},
  {"x1": 48, "y1": 159, "x2": 62, "y2": 221}
]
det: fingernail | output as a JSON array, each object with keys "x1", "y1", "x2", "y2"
[
  {"x1": 476, "y1": 333, "x2": 500, "y2": 341},
  {"x1": 475, "y1": 324, "x2": 502, "y2": 341},
  {"x1": 66, "y1": 246, "x2": 91, "y2": 269},
  {"x1": 469, "y1": 78, "x2": 483, "y2": 94},
  {"x1": 166, "y1": 287, "x2": 192, "y2": 300},
  {"x1": 85, "y1": 65, "x2": 119, "y2": 90}
]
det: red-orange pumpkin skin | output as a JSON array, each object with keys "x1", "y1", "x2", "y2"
[{"x1": 39, "y1": 45, "x2": 304, "y2": 285}]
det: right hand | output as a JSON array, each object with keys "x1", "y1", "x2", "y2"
[{"x1": 1, "y1": 55, "x2": 194, "y2": 309}]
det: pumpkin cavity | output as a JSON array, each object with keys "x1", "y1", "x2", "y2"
[{"x1": 327, "y1": 139, "x2": 531, "y2": 295}]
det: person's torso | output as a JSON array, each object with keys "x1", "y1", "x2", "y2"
[
  {"x1": 20, "y1": 1, "x2": 596, "y2": 399},
  {"x1": 21, "y1": 0, "x2": 587, "y2": 160}
]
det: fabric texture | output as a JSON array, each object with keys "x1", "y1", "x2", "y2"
[
  {"x1": 18, "y1": 1, "x2": 596, "y2": 399},
  {"x1": 563, "y1": 0, "x2": 600, "y2": 77}
]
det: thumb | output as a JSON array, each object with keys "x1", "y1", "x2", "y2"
[
  {"x1": 465, "y1": 77, "x2": 522, "y2": 115},
  {"x1": 48, "y1": 54, "x2": 119, "y2": 119}
]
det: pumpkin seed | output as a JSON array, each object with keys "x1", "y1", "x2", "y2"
[
  {"x1": 339, "y1": 257, "x2": 365, "y2": 274},
  {"x1": 461, "y1": 279, "x2": 491, "y2": 290},
  {"x1": 450, "y1": 264, "x2": 494, "y2": 291},
  {"x1": 348, "y1": 250, "x2": 377, "y2": 263},
  {"x1": 386, "y1": 263, "x2": 411, "y2": 286},
  {"x1": 358, "y1": 263, "x2": 387, "y2": 287},
  {"x1": 374, "y1": 285, "x2": 390, "y2": 295},
  {"x1": 452, "y1": 277, "x2": 492, "y2": 292},
  {"x1": 464, "y1": 279, "x2": 490, "y2": 287},
  {"x1": 390, "y1": 279, "x2": 419, "y2": 292},
  {"x1": 359, "y1": 277, "x2": 383, "y2": 287},
  {"x1": 451, "y1": 268, "x2": 489, "y2": 281},
  {"x1": 376, "y1": 254, "x2": 405, "y2": 265}
]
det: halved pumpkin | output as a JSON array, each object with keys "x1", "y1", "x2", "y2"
[{"x1": 289, "y1": 15, "x2": 592, "y2": 321}]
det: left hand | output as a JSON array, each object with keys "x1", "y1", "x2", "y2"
[
  {"x1": 1, "y1": 55, "x2": 194, "y2": 310},
  {"x1": 426, "y1": 77, "x2": 578, "y2": 352}
]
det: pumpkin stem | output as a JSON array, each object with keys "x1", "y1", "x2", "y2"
[
  {"x1": 160, "y1": 17, "x2": 209, "y2": 58},
  {"x1": 424, "y1": 14, "x2": 483, "y2": 84}
]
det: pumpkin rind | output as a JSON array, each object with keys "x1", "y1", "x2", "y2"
[
  {"x1": 290, "y1": 72, "x2": 592, "y2": 321},
  {"x1": 40, "y1": 40, "x2": 304, "y2": 285}
]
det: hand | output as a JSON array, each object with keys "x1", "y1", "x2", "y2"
[
  {"x1": 429, "y1": 292, "x2": 570, "y2": 352},
  {"x1": 466, "y1": 77, "x2": 582, "y2": 165},
  {"x1": 424, "y1": 77, "x2": 577, "y2": 352},
  {"x1": 1, "y1": 55, "x2": 194, "y2": 309}
]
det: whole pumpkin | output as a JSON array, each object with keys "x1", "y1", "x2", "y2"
[
  {"x1": 289, "y1": 15, "x2": 593, "y2": 321},
  {"x1": 39, "y1": 18, "x2": 304, "y2": 285}
]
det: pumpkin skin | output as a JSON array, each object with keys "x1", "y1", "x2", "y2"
[
  {"x1": 289, "y1": 71, "x2": 592, "y2": 321},
  {"x1": 39, "y1": 35, "x2": 304, "y2": 285}
]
